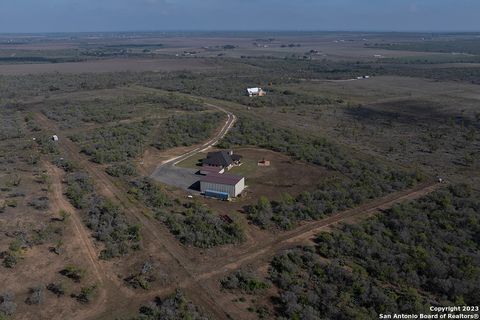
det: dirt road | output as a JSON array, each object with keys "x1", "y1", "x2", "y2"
[
  {"x1": 45, "y1": 162, "x2": 110, "y2": 320},
  {"x1": 151, "y1": 103, "x2": 236, "y2": 170}
]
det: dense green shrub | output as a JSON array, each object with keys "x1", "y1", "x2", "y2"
[
  {"x1": 43, "y1": 100, "x2": 136, "y2": 128},
  {"x1": 129, "y1": 178, "x2": 242, "y2": 248},
  {"x1": 106, "y1": 162, "x2": 137, "y2": 177},
  {"x1": 65, "y1": 172, "x2": 94, "y2": 209},
  {"x1": 153, "y1": 112, "x2": 223, "y2": 150},
  {"x1": 35, "y1": 135, "x2": 59, "y2": 155},
  {"x1": 54, "y1": 157, "x2": 78, "y2": 172},
  {"x1": 0, "y1": 292, "x2": 16, "y2": 317},
  {"x1": 46, "y1": 283, "x2": 66, "y2": 297},
  {"x1": 158, "y1": 202, "x2": 244, "y2": 248},
  {"x1": 64, "y1": 168, "x2": 142, "y2": 259},
  {"x1": 316, "y1": 184, "x2": 480, "y2": 305},
  {"x1": 75, "y1": 285, "x2": 97, "y2": 304},
  {"x1": 28, "y1": 196, "x2": 50, "y2": 211},
  {"x1": 42, "y1": 92, "x2": 205, "y2": 129},
  {"x1": 221, "y1": 270, "x2": 270, "y2": 294},
  {"x1": 2, "y1": 252, "x2": 17, "y2": 269},
  {"x1": 132, "y1": 290, "x2": 208, "y2": 320},
  {"x1": 270, "y1": 247, "x2": 410, "y2": 319},
  {"x1": 25, "y1": 285, "x2": 45, "y2": 305},
  {"x1": 86, "y1": 197, "x2": 141, "y2": 259},
  {"x1": 129, "y1": 178, "x2": 171, "y2": 209},
  {"x1": 71, "y1": 112, "x2": 222, "y2": 164},
  {"x1": 71, "y1": 121, "x2": 154, "y2": 164},
  {"x1": 0, "y1": 109, "x2": 24, "y2": 141},
  {"x1": 269, "y1": 185, "x2": 480, "y2": 319},
  {"x1": 125, "y1": 93, "x2": 206, "y2": 112},
  {"x1": 60, "y1": 265, "x2": 86, "y2": 283}
]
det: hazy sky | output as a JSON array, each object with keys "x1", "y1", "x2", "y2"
[{"x1": 0, "y1": 0, "x2": 479, "y2": 33}]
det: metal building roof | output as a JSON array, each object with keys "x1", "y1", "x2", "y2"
[{"x1": 200, "y1": 173, "x2": 243, "y2": 186}]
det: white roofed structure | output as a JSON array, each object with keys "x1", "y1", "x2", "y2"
[{"x1": 246, "y1": 87, "x2": 266, "y2": 97}]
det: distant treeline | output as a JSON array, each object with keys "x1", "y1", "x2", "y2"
[
  {"x1": 366, "y1": 39, "x2": 480, "y2": 55},
  {"x1": 104, "y1": 43, "x2": 164, "y2": 48},
  {"x1": 0, "y1": 56, "x2": 83, "y2": 63}
]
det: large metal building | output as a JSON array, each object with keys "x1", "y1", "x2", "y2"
[{"x1": 200, "y1": 173, "x2": 245, "y2": 199}]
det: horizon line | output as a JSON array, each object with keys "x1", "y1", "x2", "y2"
[{"x1": 1, "y1": 29, "x2": 480, "y2": 35}]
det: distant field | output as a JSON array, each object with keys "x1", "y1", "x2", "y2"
[
  {"x1": 367, "y1": 38, "x2": 480, "y2": 55},
  {"x1": 0, "y1": 57, "x2": 219, "y2": 75}
]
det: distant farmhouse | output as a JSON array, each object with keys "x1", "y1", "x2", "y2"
[
  {"x1": 198, "y1": 150, "x2": 245, "y2": 200},
  {"x1": 246, "y1": 87, "x2": 266, "y2": 97}
]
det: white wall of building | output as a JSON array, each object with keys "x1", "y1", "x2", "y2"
[
  {"x1": 234, "y1": 178, "x2": 245, "y2": 197},
  {"x1": 200, "y1": 178, "x2": 245, "y2": 198}
]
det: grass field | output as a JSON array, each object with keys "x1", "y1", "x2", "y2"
[
  {"x1": 229, "y1": 157, "x2": 258, "y2": 176},
  {"x1": 176, "y1": 153, "x2": 205, "y2": 169}
]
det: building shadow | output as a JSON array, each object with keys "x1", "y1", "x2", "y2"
[{"x1": 188, "y1": 181, "x2": 201, "y2": 191}]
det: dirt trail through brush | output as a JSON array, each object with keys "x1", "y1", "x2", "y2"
[{"x1": 45, "y1": 162, "x2": 110, "y2": 320}]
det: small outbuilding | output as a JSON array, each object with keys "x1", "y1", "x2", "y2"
[
  {"x1": 52, "y1": 135, "x2": 59, "y2": 142},
  {"x1": 258, "y1": 159, "x2": 271, "y2": 167},
  {"x1": 246, "y1": 87, "x2": 266, "y2": 97}
]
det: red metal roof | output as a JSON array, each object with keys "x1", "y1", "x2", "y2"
[{"x1": 200, "y1": 173, "x2": 243, "y2": 186}]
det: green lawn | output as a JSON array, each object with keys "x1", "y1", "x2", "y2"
[
  {"x1": 229, "y1": 158, "x2": 258, "y2": 176},
  {"x1": 176, "y1": 153, "x2": 205, "y2": 169}
]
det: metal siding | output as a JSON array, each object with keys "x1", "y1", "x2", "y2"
[
  {"x1": 201, "y1": 181, "x2": 235, "y2": 197},
  {"x1": 234, "y1": 178, "x2": 245, "y2": 197}
]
